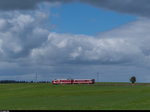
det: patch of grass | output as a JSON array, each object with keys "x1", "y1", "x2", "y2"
[{"x1": 0, "y1": 83, "x2": 150, "y2": 110}]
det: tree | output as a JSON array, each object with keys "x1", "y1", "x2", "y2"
[{"x1": 130, "y1": 76, "x2": 136, "y2": 84}]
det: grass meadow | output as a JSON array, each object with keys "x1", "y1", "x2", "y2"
[{"x1": 0, "y1": 83, "x2": 150, "y2": 110}]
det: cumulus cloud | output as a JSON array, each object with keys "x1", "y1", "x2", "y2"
[
  {"x1": 27, "y1": 18, "x2": 150, "y2": 68},
  {"x1": 0, "y1": 10, "x2": 50, "y2": 62},
  {"x1": 1, "y1": 0, "x2": 150, "y2": 81},
  {"x1": 0, "y1": 9, "x2": 150, "y2": 69}
]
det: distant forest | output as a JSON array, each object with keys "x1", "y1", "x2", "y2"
[{"x1": 0, "y1": 80, "x2": 51, "y2": 83}]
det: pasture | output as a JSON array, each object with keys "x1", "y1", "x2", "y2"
[{"x1": 0, "y1": 83, "x2": 150, "y2": 110}]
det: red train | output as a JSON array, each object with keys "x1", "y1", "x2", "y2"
[{"x1": 52, "y1": 79, "x2": 95, "y2": 85}]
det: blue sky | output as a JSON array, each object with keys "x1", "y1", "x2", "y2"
[
  {"x1": 1, "y1": 0, "x2": 150, "y2": 82},
  {"x1": 50, "y1": 2, "x2": 136, "y2": 35}
]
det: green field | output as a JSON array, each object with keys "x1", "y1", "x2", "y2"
[{"x1": 0, "y1": 83, "x2": 150, "y2": 110}]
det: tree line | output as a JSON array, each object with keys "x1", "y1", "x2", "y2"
[
  {"x1": 0, "y1": 76, "x2": 137, "y2": 84},
  {"x1": 0, "y1": 80, "x2": 51, "y2": 84}
]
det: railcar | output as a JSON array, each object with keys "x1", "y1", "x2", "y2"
[
  {"x1": 73, "y1": 79, "x2": 94, "y2": 84},
  {"x1": 52, "y1": 79, "x2": 73, "y2": 85},
  {"x1": 52, "y1": 79, "x2": 95, "y2": 85}
]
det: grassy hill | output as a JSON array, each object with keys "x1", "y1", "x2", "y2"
[{"x1": 0, "y1": 83, "x2": 150, "y2": 110}]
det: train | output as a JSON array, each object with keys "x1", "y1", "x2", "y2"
[{"x1": 52, "y1": 79, "x2": 95, "y2": 85}]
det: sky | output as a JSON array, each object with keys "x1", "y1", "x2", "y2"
[{"x1": 0, "y1": 0, "x2": 150, "y2": 82}]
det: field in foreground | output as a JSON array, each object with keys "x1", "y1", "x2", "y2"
[{"x1": 0, "y1": 83, "x2": 150, "y2": 110}]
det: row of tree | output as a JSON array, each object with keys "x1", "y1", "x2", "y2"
[
  {"x1": 0, "y1": 80, "x2": 51, "y2": 83},
  {"x1": 0, "y1": 76, "x2": 137, "y2": 84}
]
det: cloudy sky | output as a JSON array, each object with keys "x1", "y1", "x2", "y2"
[{"x1": 0, "y1": 0, "x2": 150, "y2": 82}]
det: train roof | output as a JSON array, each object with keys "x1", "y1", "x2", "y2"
[
  {"x1": 54, "y1": 79, "x2": 94, "y2": 80},
  {"x1": 73, "y1": 79, "x2": 94, "y2": 80},
  {"x1": 54, "y1": 79, "x2": 73, "y2": 80}
]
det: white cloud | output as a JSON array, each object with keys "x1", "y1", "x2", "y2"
[
  {"x1": 0, "y1": 10, "x2": 149, "y2": 71},
  {"x1": 0, "y1": 3, "x2": 150, "y2": 81},
  {"x1": 26, "y1": 18, "x2": 150, "y2": 70}
]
